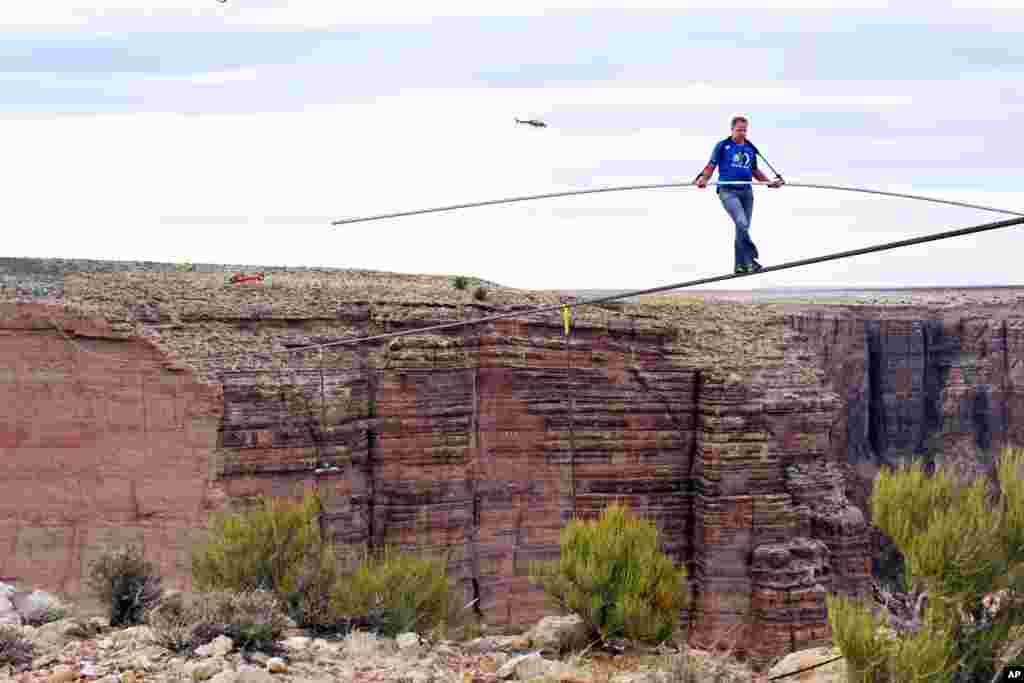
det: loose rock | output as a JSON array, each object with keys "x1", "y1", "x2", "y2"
[
  {"x1": 396, "y1": 632, "x2": 421, "y2": 651},
  {"x1": 765, "y1": 646, "x2": 846, "y2": 683},
  {"x1": 235, "y1": 665, "x2": 277, "y2": 683},
  {"x1": 266, "y1": 657, "x2": 288, "y2": 674},
  {"x1": 48, "y1": 665, "x2": 77, "y2": 683},
  {"x1": 196, "y1": 635, "x2": 235, "y2": 658},
  {"x1": 525, "y1": 615, "x2": 588, "y2": 654},
  {"x1": 186, "y1": 658, "x2": 225, "y2": 681}
]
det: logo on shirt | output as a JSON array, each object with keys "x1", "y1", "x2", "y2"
[{"x1": 732, "y1": 151, "x2": 752, "y2": 169}]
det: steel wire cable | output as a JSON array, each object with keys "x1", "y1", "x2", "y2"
[{"x1": 331, "y1": 181, "x2": 1024, "y2": 226}]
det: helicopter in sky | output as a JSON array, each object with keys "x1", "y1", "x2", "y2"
[{"x1": 515, "y1": 118, "x2": 548, "y2": 128}]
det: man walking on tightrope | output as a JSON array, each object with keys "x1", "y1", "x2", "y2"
[{"x1": 696, "y1": 116, "x2": 784, "y2": 274}]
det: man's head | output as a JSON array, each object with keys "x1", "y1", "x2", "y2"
[{"x1": 730, "y1": 116, "x2": 749, "y2": 141}]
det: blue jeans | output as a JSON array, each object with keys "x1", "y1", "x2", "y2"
[{"x1": 719, "y1": 188, "x2": 758, "y2": 269}]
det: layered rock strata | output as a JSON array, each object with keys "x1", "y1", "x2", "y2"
[{"x1": 33, "y1": 270, "x2": 1024, "y2": 663}]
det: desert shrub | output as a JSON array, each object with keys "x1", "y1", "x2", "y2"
[
  {"x1": 85, "y1": 545, "x2": 163, "y2": 627},
  {"x1": 530, "y1": 503, "x2": 686, "y2": 645},
  {"x1": 452, "y1": 275, "x2": 469, "y2": 290},
  {"x1": 826, "y1": 595, "x2": 891, "y2": 682},
  {"x1": 473, "y1": 286, "x2": 488, "y2": 301},
  {"x1": 149, "y1": 589, "x2": 288, "y2": 654},
  {"x1": 0, "y1": 625, "x2": 34, "y2": 673},
  {"x1": 191, "y1": 492, "x2": 337, "y2": 630},
  {"x1": 828, "y1": 448, "x2": 1024, "y2": 683},
  {"x1": 330, "y1": 546, "x2": 450, "y2": 637}
]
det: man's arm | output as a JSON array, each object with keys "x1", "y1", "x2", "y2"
[
  {"x1": 696, "y1": 140, "x2": 723, "y2": 188},
  {"x1": 696, "y1": 163, "x2": 716, "y2": 188},
  {"x1": 753, "y1": 167, "x2": 784, "y2": 187}
]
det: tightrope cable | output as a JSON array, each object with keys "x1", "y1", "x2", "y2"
[
  {"x1": 767, "y1": 654, "x2": 845, "y2": 681},
  {"x1": 331, "y1": 181, "x2": 1024, "y2": 226}
]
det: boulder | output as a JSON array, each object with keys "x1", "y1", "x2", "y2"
[
  {"x1": 282, "y1": 636, "x2": 312, "y2": 650},
  {"x1": 234, "y1": 665, "x2": 277, "y2": 683},
  {"x1": 266, "y1": 657, "x2": 288, "y2": 674},
  {"x1": 61, "y1": 617, "x2": 100, "y2": 639},
  {"x1": 525, "y1": 615, "x2": 589, "y2": 654},
  {"x1": 196, "y1": 635, "x2": 235, "y2": 658},
  {"x1": 343, "y1": 630, "x2": 384, "y2": 658},
  {"x1": 396, "y1": 632, "x2": 421, "y2": 651},
  {"x1": 0, "y1": 593, "x2": 22, "y2": 626},
  {"x1": 404, "y1": 669, "x2": 434, "y2": 683},
  {"x1": 765, "y1": 646, "x2": 846, "y2": 683},
  {"x1": 496, "y1": 652, "x2": 565, "y2": 681},
  {"x1": 11, "y1": 589, "x2": 64, "y2": 624},
  {"x1": 609, "y1": 672, "x2": 667, "y2": 683},
  {"x1": 208, "y1": 672, "x2": 240, "y2": 683},
  {"x1": 47, "y1": 665, "x2": 77, "y2": 683},
  {"x1": 186, "y1": 658, "x2": 225, "y2": 681}
]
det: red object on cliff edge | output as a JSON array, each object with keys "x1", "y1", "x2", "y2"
[{"x1": 227, "y1": 272, "x2": 266, "y2": 285}]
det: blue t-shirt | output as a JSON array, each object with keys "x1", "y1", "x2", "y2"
[{"x1": 709, "y1": 137, "x2": 758, "y2": 187}]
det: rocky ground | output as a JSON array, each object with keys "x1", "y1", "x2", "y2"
[
  {"x1": 0, "y1": 586, "x2": 846, "y2": 683},
  {"x1": 3, "y1": 614, "x2": 848, "y2": 683}
]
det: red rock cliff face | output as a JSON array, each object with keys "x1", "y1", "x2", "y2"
[
  {"x1": 788, "y1": 306, "x2": 1024, "y2": 472},
  {"x1": 1, "y1": 296, "x2": 874, "y2": 665},
  {"x1": 0, "y1": 304, "x2": 222, "y2": 598}
]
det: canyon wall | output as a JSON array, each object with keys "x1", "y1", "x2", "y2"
[
  {"x1": 788, "y1": 306, "x2": 1024, "y2": 582},
  {"x1": 0, "y1": 296, "x2": 877, "y2": 665},
  {"x1": 9, "y1": 290, "x2": 1023, "y2": 663},
  {"x1": 790, "y1": 306, "x2": 1024, "y2": 478},
  {"x1": 0, "y1": 303, "x2": 222, "y2": 596}
]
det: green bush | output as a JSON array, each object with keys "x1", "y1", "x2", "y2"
[
  {"x1": 148, "y1": 590, "x2": 289, "y2": 654},
  {"x1": 0, "y1": 625, "x2": 34, "y2": 673},
  {"x1": 826, "y1": 594, "x2": 892, "y2": 682},
  {"x1": 828, "y1": 448, "x2": 1024, "y2": 683},
  {"x1": 191, "y1": 492, "x2": 338, "y2": 629},
  {"x1": 530, "y1": 503, "x2": 686, "y2": 645},
  {"x1": 452, "y1": 275, "x2": 469, "y2": 290},
  {"x1": 330, "y1": 546, "x2": 450, "y2": 637},
  {"x1": 85, "y1": 545, "x2": 163, "y2": 627}
]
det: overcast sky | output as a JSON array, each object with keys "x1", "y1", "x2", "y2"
[{"x1": 3, "y1": 1, "x2": 1024, "y2": 290}]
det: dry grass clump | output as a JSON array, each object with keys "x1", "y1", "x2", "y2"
[{"x1": 148, "y1": 589, "x2": 289, "y2": 654}]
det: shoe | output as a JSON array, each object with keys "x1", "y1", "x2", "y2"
[
  {"x1": 751, "y1": 260, "x2": 764, "y2": 272},
  {"x1": 734, "y1": 264, "x2": 751, "y2": 274}
]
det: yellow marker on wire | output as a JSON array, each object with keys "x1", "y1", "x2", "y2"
[{"x1": 562, "y1": 304, "x2": 571, "y2": 336}]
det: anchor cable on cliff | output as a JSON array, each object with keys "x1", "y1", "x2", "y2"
[
  {"x1": 767, "y1": 654, "x2": 846, "y2": 680},
  {"x1": 331, "y1": 180, "x2": 1024, "y2": 226}
]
